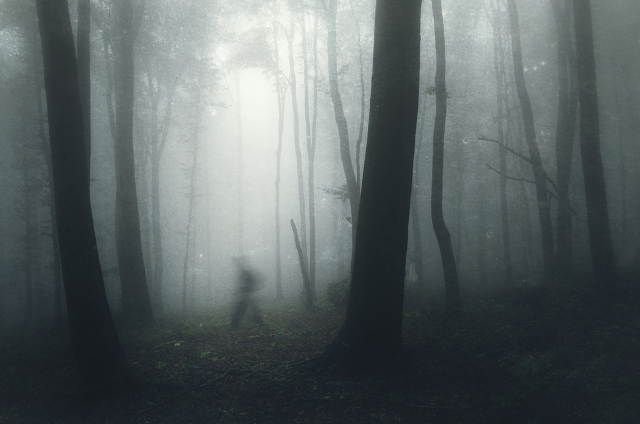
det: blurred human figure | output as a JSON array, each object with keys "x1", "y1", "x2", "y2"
[{"x1": 230, "y1": 256, "x2": 264, "y2": 329}]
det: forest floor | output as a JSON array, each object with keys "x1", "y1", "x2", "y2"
[{"x1": 1, "y1": 282, "x2": 639, "y2": 424}]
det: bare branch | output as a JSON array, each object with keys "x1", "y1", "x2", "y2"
[
  {"x1": 479, "y1": 135, "x2": 559, "y2": 193},
  {"x1": 486, "y1": 164, "x2": 576, "y2": 216}
]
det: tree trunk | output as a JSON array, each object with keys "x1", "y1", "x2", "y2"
[
  {"x1": 101, "y1": 26, "x2": 117, "y2": 142},
  {"x1": 181, "y1": 144, "x2": 198, "y2": 314},
  {"x1": 350, "y1": 0, "x2": 366, "y2": 188},
  {"x1": 233, "y1": 72, "x2": 244, "y2": 255},
  {"x1": 320, "y1": 0, "x2": 422, "y2": 375},
  {"x1": 290, "y1": 219, "x2": 313, "y2": 308},
  {"x1": 506, "y1": 0, "x2": 555, "y2": 282},
  {"x1": 204, "y1": 137, "x2": 214, "y2": 303},
  {"x1": 272, "y1": 0, "x2": 285, "y2": 300},
  {"x1": 301, "y1": 5, "x2": 317, "y2": 300},
  {"x1": 36, "y1": 0, "x2": 136, "y2": 396},
  {"x1": 430, "y1": 0, "x2": 461, "y2": 314},
  {"x1": 490, "y1": 2, "x2": 513, "y2": 287},
  {"x1": 77, "y1": 0, "x2": 90, "y2": 168},
  {"x1": 29, "y1": 19, "x2": 64, "y2": 325},
  {"x1": 114, "y1": 0, "x2": 153, "y2": 324},
  {"x1": 454, "y1": 136, "x2": 464, "y2": 265},
  {"x1": 477, "y1": 181, "x2": 489, "y2": 289},
  {"x1": 572, "y1": 0, "x2": 617, "y2": 290},
  {"x1": 182, "y1": 76, "x2": 202, "y2": 313},
  {"x1": 327, "y1": 0, "x2": 360, "y2": 251},
  {"x1": 552, "y1": 0, "x2": 578, "y2": 283},
  {"x1": 410, "y1": 98, "x2": 426, "y2": 296},
  {"x1": 21, "y1": 144, "x2": 34, "y2": 326},
  {"x1": 287, "y1": 5, "x2": 309, "y2": 271},
  {"x1": 149, "y1": 77, "x2": 177, "y2": 315}
]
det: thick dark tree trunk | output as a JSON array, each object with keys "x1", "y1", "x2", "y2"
[
  {"x1": 572, "y1": 0, "x2": 617, "y2": 290},
  {"x1": 320, "y1": 0, "x2": 422, "y2": 375},
  {"x1": 77, "y1": 0, "x2": 90, "y2": 168},
  {"x1": 29, "y1": 19, "x2": 64, "y2": 325},
  {"x1": 552, "y1": 0, "x2": 578, "y2": 283},
  {"x1": 430, "y1": 0, "x2": 461, "y2": 314},
  {"x1": 114, "y1": 0, "x2": 153, "y2": 324},
  {"x1": 36, "y1": 0, "x2": 136, "y2": 396},
  {"x1": 327, "y1": 0, "x2": 360, "y2": 250},
  {"x1": 507, "y1": 0, "x2": 556, "y2": 282}
]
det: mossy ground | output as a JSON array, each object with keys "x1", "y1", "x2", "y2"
[{"x1": 1, "y1": 283, "x2": 639, "y2": 423}]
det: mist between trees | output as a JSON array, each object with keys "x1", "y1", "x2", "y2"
[{"x1": 0, "y1": 0, "x2": 638, "y2": 333}]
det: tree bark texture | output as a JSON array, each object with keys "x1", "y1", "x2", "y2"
[
  {"x1": 321, "y1": 0, "x2": 422, "y2": 375},
  {"x1": 572, "y1": 0, "x2": 617, "y2": 289},
  {"x1": 36, "y1": 0, "x2": 135, "y2": 396},
  {"x1": 507, "y1": 0, "x2": 556, "y2": 282}
]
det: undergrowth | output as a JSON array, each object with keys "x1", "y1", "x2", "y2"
[{"x1": 1, "y1": 284, "x2": 638, "y2": 423}]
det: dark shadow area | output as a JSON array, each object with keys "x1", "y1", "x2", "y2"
[{"x1": 2, "y1": 283, "x2": 639, "y2": 423}]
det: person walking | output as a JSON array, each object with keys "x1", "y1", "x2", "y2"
[{"x1": 230, "y1": 256, "x2": 264, "y2": 329}]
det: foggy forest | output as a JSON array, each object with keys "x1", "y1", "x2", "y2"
[{"x1": 0, "y1": 0, "x2": 639, "y2": 423}]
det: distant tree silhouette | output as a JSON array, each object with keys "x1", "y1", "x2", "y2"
[
  {"x1": 507, "y1": 0, "x2": 556, "y2": 282},
  {"x1": 326, "y1": 0, "x2": 360, "y2": 254},
  {"x1": 430, "y1": 0, "x2": 461, "y2": 314}
]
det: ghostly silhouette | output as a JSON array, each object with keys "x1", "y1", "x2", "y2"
[{"x1": 230, "y1": 256, "x2": 264, "y2": 329}]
